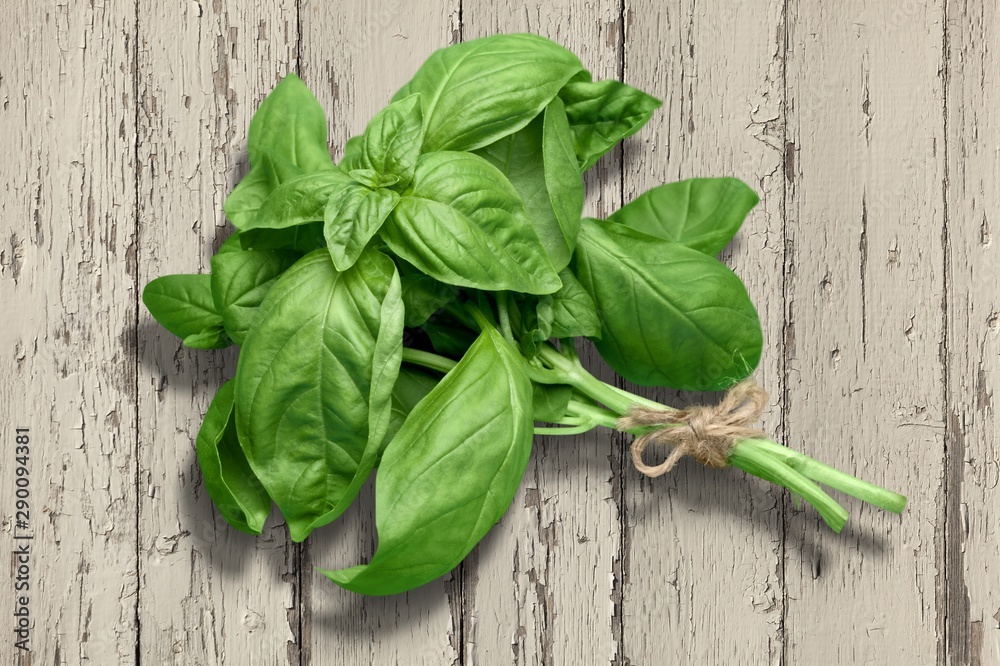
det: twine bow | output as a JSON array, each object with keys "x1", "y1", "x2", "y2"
[{"x1": 618, "y1": 380, "x2": 768, "y2": 477}]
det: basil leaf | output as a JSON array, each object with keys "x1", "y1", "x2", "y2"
[
  {"x1": 340, "y1": 135, "x2": 364, "y2": 171},
  {"x1": 422, "y1": 314, "x2": 477, "y2": 358},
  {"x1": 250, "y1": 171, "x2": 355, "y2": 231},
  {"x1": 247, "y1": 73, "x2": 334, "y2": 173},
  {"x1": 532, "y1": 383, "x2": 574, "y2": 423},
  {"x1": 196, "y1": 380, "x2": 271, "y2": 534},
  {"x1": 216, "y1": 233, "x2": 244, "y2": 254},
  {"x1": 549, "y1": 268, "x2": 601, "y2": 339},
  {"x1": 321, "y1": 326, "x2": 533, "y2": 595},
  {"x1": 393, "y1": 33, "x2": 584, "y2": 152},
  {"x1": 142, "y1": 274, "x2": 231, "y2": 349},
  {"x1": 239, "y1": 222, "x2": 326, "y2": 253},
  {"x1": 225, "y1": 167, "x2": 272, "y2": 230},
  {"x1": 385, "y1": 366, "x2": 440, "y2": 447},
  {"x1": 182, "y1": 327, "x2": 233, "y2": 350},
  {"x1": 607, "y1": 178, "x2": 759, "y2": 256},
  {"x1": 475, "y1": 97, "x2": 583, "y2": 271},
  {"x1": 210, "y1": 248, "x2": 299, "y2": 345},
  {"x1": 357, "y1": 94, "x2": 423, "y2": 189},
  {"x1": 573, "y1": 219, "x2": 762, "y2": 391},
  {"x1": 324, "y1": 184, "x2": 400, "y2": 271},
  {"x1": 559, "y1": 79, "x2": 662, "y2": 171},
  {"x1": 400, "y1": 273, "x2": 455, "y2": 327},
  {"x1": 512, "y1": 294, "x2": 553, "y2": 359},
  {"x1": 382, "y1": 151, "x2": 561, "y2": 294},
  {"x1": 235, "y1": 249, "x2": 404, "y2": 542}
]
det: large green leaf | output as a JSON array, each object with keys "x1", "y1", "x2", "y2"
[
  {"x1": 574, "y1": 219, "x2": 762, "y2": 391},
  {"x1": 475, "y1": 97, "x2": 583, "y2": 271},
  {"x1": 321, "y1": 326, "x2": 533, "y2": 595},
  {"x1": 392, "y1": 33, "x2": 584, "y2": 152},
  {"x1": 607, "y1": 178, "x2": 759, "y2": 256},
  {"x1": 196, "y1": 380, "x2": 271, "y2": 534},
  {"x1": 381, "y1": 151, "x2": 561, "y2": 294},
  {"x1": 142, "y1": 274, "x2": 232, "y2": 349},
  {"x1": 210, "y1": 248, "x2": 299, "y2": 345},
  {"x1": 559, "y1": 78, "x2": 662, "y2": 171},
  {"x1": 235, "y1": 249, "x2": 404, "y2": 542}
]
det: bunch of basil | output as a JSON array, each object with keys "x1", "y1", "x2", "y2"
[{"x1": 144, "y1": 34, "x2": 905, "y2": 596}]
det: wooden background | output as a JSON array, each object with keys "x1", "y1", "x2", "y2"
[{"x1": 1, "y1": 0, "x2": 996, "y2": 663}]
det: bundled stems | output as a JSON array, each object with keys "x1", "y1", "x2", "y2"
[{"x1": 401, "y1": 338, "x2": 906, "y2": 533}]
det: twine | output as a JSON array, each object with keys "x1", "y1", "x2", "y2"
[{"x1": 617, "y1": 380, "x2": 768, "y2": 477}]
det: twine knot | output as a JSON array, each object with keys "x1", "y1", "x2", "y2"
[{"x1": 617, "y1": 379, "x2": 768, "y2": 478}]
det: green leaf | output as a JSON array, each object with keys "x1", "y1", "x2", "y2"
[
  {"x1": 532, "y1": 383, "x2": 573, "y2": 423},
  {"x1": 321, "y1": 326, "x2": 533, "y2": 595},
  {"x1": 249, "y1": 171, "x2": 355, "y2": 231},
  {"x1": 475, "y1": 97, "x2": 583, "y2": 271},
  {"x1": 235, "y1": 249, "x2": 404, "y2": 542},
  {"x1": 385, "y1": 366, "x2": 440, "y2": 448},
  {"x1": 225, "y1": 167, "x2": 272, "y2": 230},
  {"x1": 248, "y1": 73, "x2": 334, "y2": 173},
  {"x1": 196, "y1": 380, "x2": 271, "y2": 534},
  {"x1": 607, "y1": 178, "x2": 759, "y2": 256},
  {"x1": 549, "y1": 268, "x2": 601, "y2": 339},
  {"x1": 422, "y1": 314, "x2": 478, "y2": 358},
  {"x1": 393, "y1": 33, "x2": 584, "y2": 152},
  {"x1": 400, "y1": 273, "x2": 455, "y2": 327},
  {"x1": 183, "y1": 327, "x2": 233, "y2": 350},
  {"x1": 239, "y1": 222, "x2": 326, "y2": 253},
  {"x1": 356, "y1": 94, "x2": 423, "y2": 189},
  {"x1": 210, "y1": 248, "x2": 299, "y2": 345},
  {"x1": 324, "y1": 184, "x2": 400, "y2": 271},
  {"x1": 559, "y1": 79, "x2": 662, "y2": 171},
  {"x1": 511, "y1": 294, "x2": 553, "y2": 358},
  {"x1": 382, "y1": 151, "x2": 561, "y2": 294},
  {"x1": 217, "y1": 233, "x2": 244, "y2": 254},
  {"x1": 143, "y1": 274, "x2": 232, "y2": 349},
  {"x1": 340, "y1": 135, "x2": 364, "y2": 171},
  {"x1": 573, "y1": 219, "x2": 762, "y2": 391}
]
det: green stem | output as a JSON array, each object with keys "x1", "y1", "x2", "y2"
[
  {"x1": 737, "y1": 438, "x2": 907, "y2": 514},
  {"x1": 401, "y1": 347, "x2": 457, "y2": 375},
  {"x1": 533, "y1": 342, "x2": 905, "y2": 530},
  {"x1": 497, "y1": 292, "x2": 515, "y2": 344}
]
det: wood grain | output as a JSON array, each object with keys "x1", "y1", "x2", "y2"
[
  {"x1": 2, "y1": 2, "x2": 992, "y2": 663},
  {"x1": 297, "y1": 3, "x2": 463, "y2": 664},
  {"x1": 622, "y1": 1, "x2": 787, "y2": 663},
  {"x1": 946, "y1": 1, "x2": 1000, "y2": 663},
  {"x1": 135, "y1": 2, "x2": 300, "y2": 663},
  {"x1": 783, "y1": 2, "x2": 945, "y2": 662},
  {"x1": 459, "y1": 4, "x2": 625, "y2": 664},
  {"x1": 0, "y1": 1, "x2": 139, "y2": 664}
]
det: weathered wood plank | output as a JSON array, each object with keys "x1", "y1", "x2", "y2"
[
  {"x1": 0, "y1": 1, "x2": 138, "y2": 664},
  {"x1": 135, "y1": 3, "x2": 300, "y2": 663},
  {"x1": 297, "y1": 3, "x2": 463, "y2": 663},
  {"x1": 459, "y1": 6, "x2": 625, "y2": 664},
  {"x1": 622, "y1": 1, "x2": 786, "y2": 663},
  {"x1": 783, "y1": 2, "x2": 945, "y2": 662},
  {"x1": 946, "y1": 1, "x2": 1000, "y2": 663}
]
